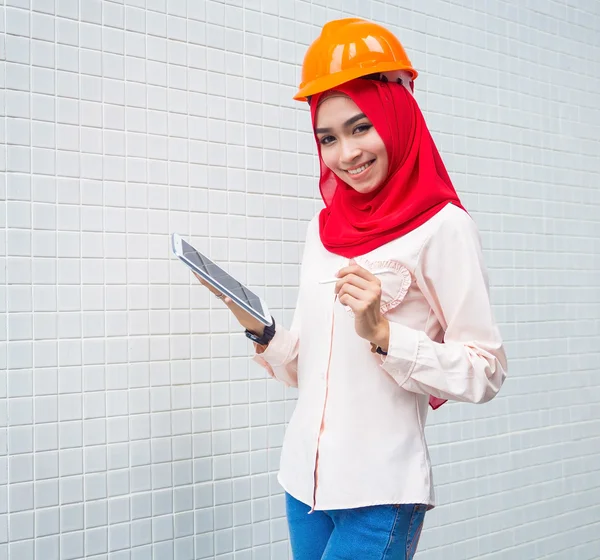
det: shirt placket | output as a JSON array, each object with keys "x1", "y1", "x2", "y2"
[{"x1": 309, "y1": 293, "x2": 338, "y2": 513}]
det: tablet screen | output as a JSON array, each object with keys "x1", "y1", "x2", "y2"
[{"x1": 181, "y1": 239, "x2": 265, "y2": 316}]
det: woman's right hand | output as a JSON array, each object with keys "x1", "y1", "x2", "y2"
[{"x1": 192, "y1": 272, "x2": 266, "y2": 337}]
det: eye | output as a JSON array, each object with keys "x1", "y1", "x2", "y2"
[
  {"x1": 353, "y1": 123, "x2": 372, "y2": 134},
  {"x1": 319, "y1": 135, "x2": 336, "y2": 146}
]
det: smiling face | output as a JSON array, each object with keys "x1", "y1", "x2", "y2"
[{"x1": 314, "y1": 94, "x2": 389, "y2": 194}]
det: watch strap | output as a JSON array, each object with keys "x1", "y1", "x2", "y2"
[{"x1": 245, "y1": 317, "x2": 276, "y2": 346}]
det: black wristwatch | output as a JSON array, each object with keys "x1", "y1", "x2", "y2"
[{"x1": 245, "y1": 317, "x2": 276, "y2": 346}]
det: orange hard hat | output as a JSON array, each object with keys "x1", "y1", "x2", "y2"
[{"x1": 294, "y1": 18, "x2": 418, "y2": 102}]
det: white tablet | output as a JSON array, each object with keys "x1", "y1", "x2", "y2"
[{"x1": 171, "y1": 233, "x2": 273, "y2": 327}]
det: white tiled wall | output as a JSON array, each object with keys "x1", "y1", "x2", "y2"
[{"x1": 2, "y1": 0, "x2": 599, "y2": 559}]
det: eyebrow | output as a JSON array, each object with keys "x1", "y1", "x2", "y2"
[{"x1": 314, "y1": 113, "x2": 368, "y2": 134}]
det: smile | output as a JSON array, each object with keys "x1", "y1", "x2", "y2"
[{"x1": 346, "y1": 160, "x2": 374, "y2": 176}]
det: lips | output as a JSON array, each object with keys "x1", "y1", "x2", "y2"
[{"x1": 346, "y1": 159, "x2": 375, "y2": 176}]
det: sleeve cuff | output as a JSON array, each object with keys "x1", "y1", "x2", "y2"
[
  {"x1": 380, "y1": 320, "x2": 421, "y2": 387},
  {"x1": 251, "y1": 326, "x2": 293, "y2": 367}
]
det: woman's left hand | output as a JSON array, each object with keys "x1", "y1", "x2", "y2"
[{"x1": 335, "y1": 260, "x2": 390, "y2": 351}]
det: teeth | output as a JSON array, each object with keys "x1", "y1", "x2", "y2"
[{"x1": 347, "y1": 161, "x2": 372, "y2": 175}]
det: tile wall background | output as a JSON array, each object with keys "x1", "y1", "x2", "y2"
[{"x1": 1, "y1": 0, "x2": 599, "y2": 558}]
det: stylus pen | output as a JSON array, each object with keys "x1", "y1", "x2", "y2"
[{"x1": 318, "y1": 268, "x2": 395, "y2": 284}]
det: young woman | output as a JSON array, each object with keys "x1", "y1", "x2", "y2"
[{"x1": 196, "y1": 18, "x2": 507, "y2": 560}]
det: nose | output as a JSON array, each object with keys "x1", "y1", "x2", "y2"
[{"x1": 339, "y1": 138, "x2": 361, "y2": 165}]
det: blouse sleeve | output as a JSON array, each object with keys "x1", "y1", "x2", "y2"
[
  {"x1": 380, "y1": 210, "x2": 507, "y2": 404},
  {"x1": 252, "y1": 305, "x2": 300, "y2": 388}
]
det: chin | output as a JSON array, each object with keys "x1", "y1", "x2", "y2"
[
  {"x1": 352, "y1": 180, "x2": 384, "y2": 194},
  {"x1": 350, "y1": 184, "x2": 370, "y2": 194}
]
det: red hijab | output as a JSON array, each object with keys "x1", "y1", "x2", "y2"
[
  {"x1": 311, "y1": 79, "x2": 465, "y2": 410},
  {"x1": 311, "y1": 79, "x2": 465, "y2": 258}
]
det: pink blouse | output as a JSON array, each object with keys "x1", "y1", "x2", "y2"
[{"x1": 253, "y1": 203, "x2": 507, "y2": 511}]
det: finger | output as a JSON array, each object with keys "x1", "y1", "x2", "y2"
[
  {"x1": 337, "y1": 264, "x2": 378, "y2": 283},
  {"x1": 338, "y1": 292, "x2": 360, "y2": 309},
  {"x1": 334, "y1": 273, "x2": 370, "y2": 294},
  {"x1": 336, "y1": 265, "x2": 360, "y2": 278},
  {"x1": 193, "y1": 272, "x2": 210, "y2": 287},
  {"x1": 338, "y1": 293, "x2": 368, "y2": 315},
  {"x1": 338, "y1": 282, "x2": 368, "y2": 301},
  {"x1": 192, "y1": 273, "x2": 223, "y2": 296}
]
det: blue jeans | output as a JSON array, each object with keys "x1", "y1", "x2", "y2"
[{"x1": 286, "y1": 492, "x2": 426, "y2": 559}]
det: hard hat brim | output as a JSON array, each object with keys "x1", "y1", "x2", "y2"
[{"x1": 294, "y1": 63, "x2": 418, "y2": 102}]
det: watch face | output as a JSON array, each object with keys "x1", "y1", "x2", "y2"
[{"x1": 246, "y1": 331, "x2": 261, "y2": 343}]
